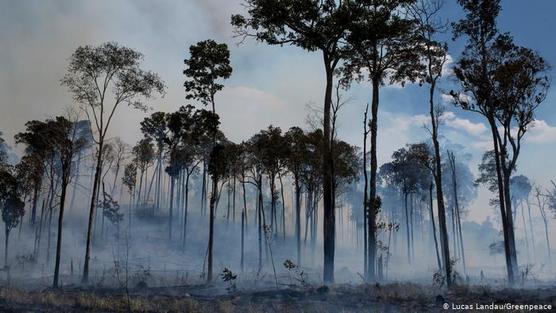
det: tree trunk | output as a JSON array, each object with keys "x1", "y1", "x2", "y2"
[
  {"x1": 182, "y1": 174, "x2": 190, "y2": 249},
  {"x1": 82, "y1": 141, "x2": 104, "y2": 283},
  {"x1": 295, "y1": 178, "x2": 301, "y2": 266},
  {"x1": 526, "y1": 200, "x2": 535, "y2": 253},
  {"x1": 404, "y1": 192, "x2": 411, "y2": 264},
  {"x1": 31, "y1": 182, "x2": 40, "y2": 226},
  {"x1": 168, "y1": 177, "x2": 175, "y2": 240},
  {"x1": 207, "y1": 176, "x2": 218, "y2": 283},
  {"x1": 53, "y1": 176, "x2": 70, "y2": 288},
  {"x1": 232, "y1": 176, "x2": 236, "y2": 223},
  {"x1": 367, "y1": 76, "x2": 380, "y2": 282},
  {"x1": 241, "y1": 176, "x2": 247, "y2": 271},
  {"x1": 488, "y1": 119, "x2": 515, "y2": 284},
  {"x1": 279, "y1": 174, "x2": 286, "y2": 240},
  {"x1": 257, "y1": 177, "x2": 263, "y2": 273},
  {"x1": 4, "y1": 228, "x2": 9, "y2": 268},
  {"x1": 449, "y1": 154, "x2": 466, "y2": 276},
  {"x1": 322, "y1": 57, "x2": 335, "y2": 283},
  {"x1": 201, "y1": 162, "x2": 207, "y2": 215},
  {"x1": 429, "y1": 78, "x2": 452, "y2": 286},
  {"x1": 362, "y1": 104, "x2": 369, "y2": 279},
  {"x1": 429, "y1": 183, "x2": 442, "y2": 271}
]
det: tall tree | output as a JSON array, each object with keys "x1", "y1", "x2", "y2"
[
  {"x1": 284, "y1": 127, "x2": 308, "y2": 266},
  {"x1": 409, "y1": 0, "x2": 452, "y2": 286},
  {"x1": 206, "y1": 141, "x2": 230, "y2": 282},
  {"x1": 184, "y1": 40, "x2": 232, "y2": 115},
  {"x1": 61, "y1": 42, "x2": 164, "y2": 283},
  {"x1": 233, "y1": 0, "x2": 353, "y2": 282},
  {"x1": 451, "y1": 0, "x2": 550, "y2": 284},
  {"x1": 343, "y1": 0, "x2": 422, "y2": 281},
  {"x1": 49, "y1": 116, "x2": 86, "y2": 288}
]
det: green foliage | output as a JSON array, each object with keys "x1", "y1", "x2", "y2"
[
  {"x1": 184, "y1": 40, "x2": 232, "y2": 109},
  {"x1": 62, "y1": 42, "x2": 164, "y2": 114},
  {"x1": 380, "y1": 143, "x2": 432, "y2": 196},
  {"x1": 0, "y1": 167, "x2": 24, "y2": 232},
  {"x1": 342, "y1": 0, "x2": 422, "y2": 87},
  {"x1": 232, "y1": 0, "x2": 352, "y2": 54},
  {"x1": 122, "y1": 162, "x2": 137, "y2": 194},
  {"x1": 132, "y1": 138, "x2": 155, "y2": 172}
]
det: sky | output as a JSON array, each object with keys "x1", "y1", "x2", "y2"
[{"x1": 1, "y1": 0, "x2": 556, "y2": 224}]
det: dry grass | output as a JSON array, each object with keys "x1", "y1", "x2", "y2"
[{"x1": 1, "y1": 282, "x2": 554, "y2": 313}]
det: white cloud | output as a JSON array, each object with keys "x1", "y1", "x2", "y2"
[
  {"x1": 527, "y1": 120, "x2": 556, "y2": 143},
  {"x1": 441, "y1": 54, "x2": 454, "y2": 77},
  {"x1": 440, "y1": 91, "x2": 472, "y2": 105},
  {"x1": 440, "y1": 111, "x2": 488, "y2": 137}
]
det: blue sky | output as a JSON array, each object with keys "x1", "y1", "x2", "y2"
[{"x1": 1, "y1": 0, "x2": 555, "y2": 224}]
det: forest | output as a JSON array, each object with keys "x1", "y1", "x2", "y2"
[{"x1": 0, "y1": 0, "x2": 556, "y2": 312}]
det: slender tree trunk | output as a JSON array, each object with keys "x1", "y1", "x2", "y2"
[
  {"x1": 182, "y1": 174, "x2": 190, "y2": 249},
  {"x1": 449, "y1": 154, "x2": 466, "y2": 276},
  {"x1": 526, "y1": 199, "x2": 535, "y2": 253},
  {"x1": 279, "y1": 174, "x2": 286, "y2": 240},
  {"x1": 70, "y1": 152, "x2": 81, "y2": 212},
  {"x1": 429, "y1": 79, "x2": 452, "y2": 286},
  {"x1": 241, "y1": 176, "x2": 247, "y2": 271},
  {"x1": 429, "y1": 183, "x2": 442, "y2": 271},
  {"x1": 53, "y1": 176, "x2": 70, "y2": 288},
  {"x1": 201, "y1": 162, "x2": 207, "y2": 215},
  {"x1": 156, "y1": 152, "x2": 162, "y2": 210},
  {"x1": 207, "y1": 177, "x2": 218, "y2": 283},
  {"x1": 232, "y1": 176, "x2": 236, "y2": 223},
  {"x1": 257, "y1": 177, "x2": 263, "y2": 273},
  {"x1": 295, "y1": 178, "x2": 301, "y2": 266},
  {"x1": 82, "y1": 141, "x2": 104, "y2": 283},
  {"x1": 536, "y1": 194, "x2": 551, "y2": 263},
  {"x1": 168, "y1": 177, "x2": 175, "y2": 240},
  {"x1": 404, "y1": 192, "x2": 411, "y2": 264},
  {"x1": 488, "y1": 119, "x2": 515, "y2": 284},
  {"x1": 31, "y1": 182, "x2": 40, "y2": 226},
  {"x1": 362, "y1": 104, "x2": 369, "y2": 279}
]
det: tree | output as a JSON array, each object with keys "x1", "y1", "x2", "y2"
[
  {"x1": 451, "y1": 0, "x2": 550, "y2": 284},
  {"x1": 510, "y1": 175, "x2": 534, "y2": 259},
  {"x1": 380, "y1": 143, "x2": 431, "y2": 266},
  {"x1": 140, "y1": 112, "x2": 168, "y2": 212},
  {"x1": 252, "y1": 126, "x2": 289, "y2": 237},
  {"x1": 122, "y1": 161, "x2": 137, "y2": 234},
  {"x1": 207, "y1": 141, "x2": 230, "y2": 282},
  {"x1": 342, "y1": 0, "x2": 422, "y2": 281},
  {"x1": 49, "y1": 116, "x2": 86, "y2": 288},
  {"x1": 61, "y1": 42, "x2": 164, "y2": 283},
  {"x1": 232, "y1": 1, "x2": 353, "y2": 282},
  {"x1": 132, "y1": 138, "x2": 155, "y2": 210},
  {"x1": 408, "y1": 0, "x2": 453, "y2": 286},
  {"x1": 284, "y1": 127, "x2": 308, "y2": 266},
  {"x1": 184, "y1": 40, "x2": 232, "y2": 114},
  {"x1": 0, "y1": 166, "x2": 24, "y2": 268},
  {"x1": 537, "y1": 185, "x2": 551, "y2": 264},
  {"x1": 15, "y1": 154, "x2": 43, "y2": 226}
]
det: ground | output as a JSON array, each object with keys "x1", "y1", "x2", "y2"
[{"x1": 1, "y1": 281, "x2": 555, "y2": 313}]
